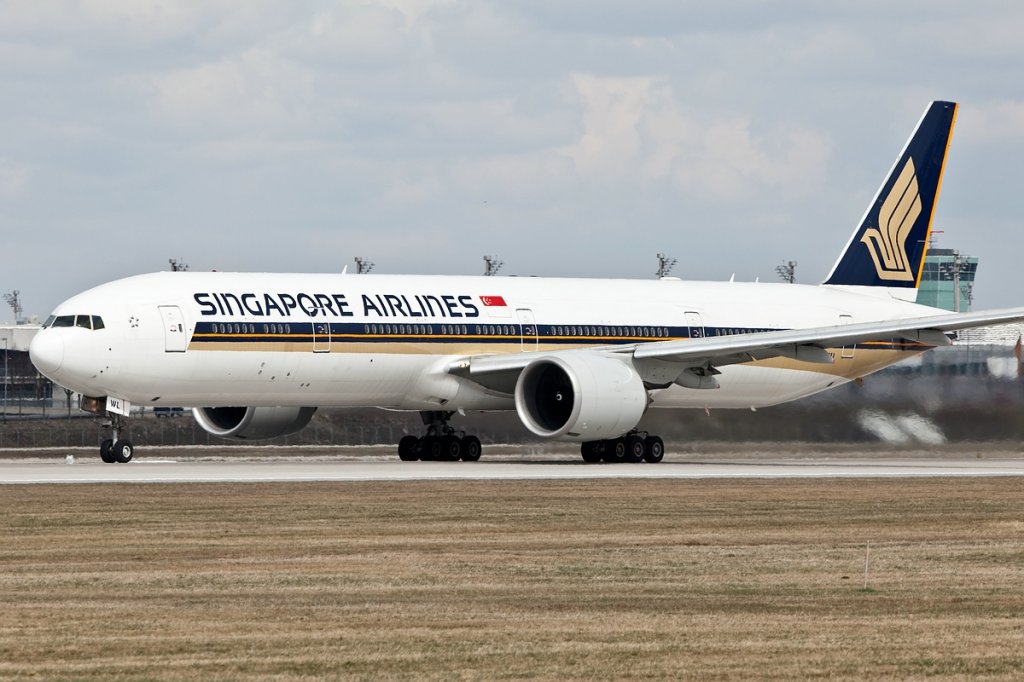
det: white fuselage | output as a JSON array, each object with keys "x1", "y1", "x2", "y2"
[{"x1": 30, "y1": 271, "x2": 939, "y2": 413}]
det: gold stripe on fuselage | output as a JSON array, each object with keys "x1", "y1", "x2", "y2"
[{"x1": 186, "y1": 336, "x2": 928, "y2": 380}]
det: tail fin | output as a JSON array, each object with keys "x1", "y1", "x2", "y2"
[{"x1": 823, "y1": 101, "x2": 958, "y2": 297}]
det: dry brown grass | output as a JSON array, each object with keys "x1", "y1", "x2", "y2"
[{"x1": 2, "y1": 478, "x2": 1024, "y2": 680}]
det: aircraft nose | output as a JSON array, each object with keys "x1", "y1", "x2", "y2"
[{"x1": 29, "y1": 331, "x2": 64, "y2": 376}]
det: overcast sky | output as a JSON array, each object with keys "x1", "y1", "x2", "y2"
[{"x1": 2, "y1": 1, "x2": 1023, "y2": 318}]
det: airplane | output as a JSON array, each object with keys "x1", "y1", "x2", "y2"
[{"x1": 28, "y1": 100, "x2": 1024, "y2": 464}]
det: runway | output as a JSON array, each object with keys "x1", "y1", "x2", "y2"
[{"x1": 4, "y1": 454, "x2": 1024, "y2": 484}]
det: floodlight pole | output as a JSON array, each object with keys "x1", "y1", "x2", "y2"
[
  {"x1": 656, "y1": 253, "x2": 677, "y2": 279},
  {"x1": 3, "y1": 290, "x2": 22, "y2": 322},
  {"x1": 483, "y1": 255, "x2": 503, "y2": 277},
  {"x1": 354, "y1": 257, "x2": 375, "y2": 274},
  {"x1": 2, "y1": 336, "x2": 7, "y2": 424},
  {"x1": 775, "y1": 260, "x2": 797, "y2": 284}
]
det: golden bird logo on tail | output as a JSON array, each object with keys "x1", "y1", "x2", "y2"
[{"x1": 860, "y1": 158, "x2": 922, "y2": 281}]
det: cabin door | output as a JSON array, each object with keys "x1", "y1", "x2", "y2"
[
  {"x1": 684, "y1": 311, "x2": 706, "y2": 340},
  {"x1": 158, "y1": 305, "x2": 188, "y2": 353},
  {"x1": 517, "y1": 308, "x2": 538, "y2": 350}
]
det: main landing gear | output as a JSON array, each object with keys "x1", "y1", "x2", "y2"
[
  {"x1": 99, "y1": 414, "x2": 135, "y2": 464},
  {"x1": 398, "y1": 411, "x2": 483, "y2": 462},
  {"x1": 580, "y1": 432, "x2": 664, "y2": 464}
]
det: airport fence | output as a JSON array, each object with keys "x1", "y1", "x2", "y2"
[{"x1": 2, "y1": 401, "x2": 1024, "y2": 449}]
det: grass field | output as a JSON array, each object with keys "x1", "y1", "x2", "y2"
[{"x1": 2, "y1": 478, "x2": 1024, "y2": 680}]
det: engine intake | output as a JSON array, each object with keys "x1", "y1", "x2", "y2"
[
  {"x1": 514, "y1": 353, "x2": 647, "y2": 442},
  {"x1": 192, "y1": 406, "x2": 317, "y2": 440}
]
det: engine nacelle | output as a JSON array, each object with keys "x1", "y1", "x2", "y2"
[
  {"x1": 192, "y1": 406, "x2": 317, "y2": 440},
  {"x1": 514, "y1": 353, "x2": 648, "y2": 442}
]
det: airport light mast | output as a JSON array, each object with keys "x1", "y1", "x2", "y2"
[
  {"x1": 656, "y1": 254, "x2": 677, "y2": 278},
  {"x1": 775, "y1": 260, "x2": 797, "y2": 284},
  {"x1": 169, "y1": 259, "x2": 189, "y2": 272},
  {"x1": 483, "y1": 255, "x2": 503, "y2": 276},
  {"x1": 3, "y1": 290, "x2": 22, "y2": 323},
  {"x1": 354, "y1": 257, "x2": 375, "y2": 274}
]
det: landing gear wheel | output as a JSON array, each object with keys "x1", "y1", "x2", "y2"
[
  {"x1": 624, "y1": 436, "x2": 645, "y2": 463},
  {"x1": 603, "y1": 439, "x2": 628, "y2": 463},
  {"x1": 407, "y1": 411, "x2": 485, "y2": 463},
  {"x1": 580, "y1": 441, "x2": 603, "y2": 463},
  {"x1": 643, "y1": 435, "x2": 665, "y2": 463},
  {"x1": 111, "y1": 440, "x2": 134, "y2": 464},
  {"x1": 100, "y1": 439, "x2": 115, "y2": 464},
  {"x1": 460, "y1": 436, "x2": 482, "y2": 461},
  {"x1": 420, "y1": 436, "x2": 441, "y2": 461},
  {"x1": 440, "y1": 435, "x2": 462, "y2": 461},
  {"x1": 398, "y1": 435, "x2": 420, "y2": 461}
]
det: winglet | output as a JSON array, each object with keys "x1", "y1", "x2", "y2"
[{"x1": 824, "y1": 101, "x2": 958, "y2": 292}]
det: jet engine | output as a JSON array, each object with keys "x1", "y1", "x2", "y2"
[
  {"x1": 514, "y1": 353, "x2": 648, "y2": 442},
  {"x1": 192, "y1": 406, "x2": 318, "y2": 440}
]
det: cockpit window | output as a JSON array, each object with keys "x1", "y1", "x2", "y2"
[{"x1": 44, "y1": 314, "x2": 104, "y2": 330}]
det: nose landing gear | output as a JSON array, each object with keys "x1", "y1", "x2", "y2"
[{"x1": 99, "y1": 414, "x2": 134, "y2": 464}]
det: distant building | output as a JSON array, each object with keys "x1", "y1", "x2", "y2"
[
  {"x1": 916, "y1": 248, "x2": 978, "y2": 312},
  {"x1": 1, "y1": 324, "x2": 52, "y2": 411}
]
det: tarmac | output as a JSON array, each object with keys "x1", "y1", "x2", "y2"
[{"x1": 4, "y1": 452, "x2": 1024, "y2": 484}]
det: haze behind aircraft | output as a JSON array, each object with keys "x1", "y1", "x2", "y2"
[{"x1": 29, "y1": 101, "x2": 1024, "y2": 464}]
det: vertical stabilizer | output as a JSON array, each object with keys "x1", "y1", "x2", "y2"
[{"x1": 824, "y1": 101, "x2": 958, "y2": 296}]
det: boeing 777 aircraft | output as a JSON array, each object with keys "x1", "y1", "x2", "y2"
[{"x1": 29, "y1": 101, "x2": 1024, "y2": 464}]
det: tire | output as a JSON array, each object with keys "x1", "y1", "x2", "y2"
[
  {"x1": 398, "y1": 435, "x2": 419, "y2": 461},
  {"x1": 421, "y1": 436, "x2": 441, "y2": 461},
  {"x1": 441, "y1": 435, "x2": 462, "y2": 461},
  {"x1": 603, "y1": 439, "x2": 627, "y2": 463},
  {"x1": 624, "y1": 436, "x2": 645, "y2": 463},
  {"x1": 111, "y1": 440, "x2": 134, "y2": 464},
  {"x1": 460, "y1": 436, "x2": 482, "y2": 461},
  {"x1": 100, "y1": 439, "x2": 116, "y2": 464},
  {"x1": 643, "y1": 435, "x2": 665, "y2": 463},
  {"x1": 581, "y1": 442, "x2": 602, "y2": 463}
]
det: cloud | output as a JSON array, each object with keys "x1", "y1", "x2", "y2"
[
  {"x1": 563, "y1": 74, "x2": 832, "y2": 201},
  {"x1": 0, "y1": 158, "x2": 30, "y2": 198},
  {"x1": 958, "y1": 100, "x2": 1024, "y2": 145},
  {"x1": 140, "y1": 48, "x2": 319, "y2": 144}
]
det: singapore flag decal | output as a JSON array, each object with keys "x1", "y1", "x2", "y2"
[{"x1": 479, "y1": 295, "x2": 507, "y2": 307}]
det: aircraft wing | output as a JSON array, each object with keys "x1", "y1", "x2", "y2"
[{"x1": 449, "y1": 306, "x2": 1024, "y2": 390}]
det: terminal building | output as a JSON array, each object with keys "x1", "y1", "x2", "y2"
[{"x1": 1, "y1": 322, "x2": 52, "y2": 417}]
